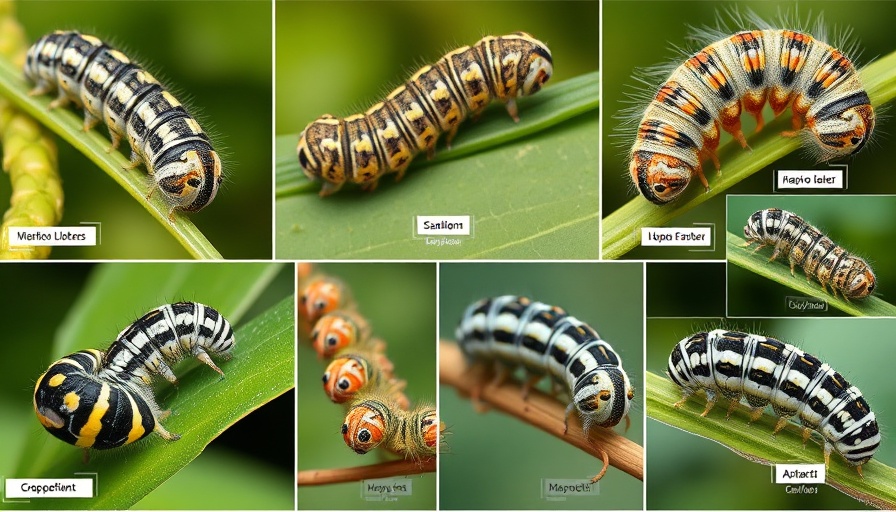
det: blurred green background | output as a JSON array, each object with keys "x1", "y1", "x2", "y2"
[
  {"x1": 297, "y1": 263, "x2": 436, "y2": 510},
  {"x1": 0, "y1": 262, "x2": 295, "y2": 509},
  {"x1": 727, "y1": 195, "x2": 896, "y2": 316},
  {"x1": 603, "y1": 0, "x2": 896, "y2": 260},
  {"x1": 439, "y1": 262, "x2": 643, "y2": 510},
  {"x1": 3, "y1": 1, "x2": 272, "y2": 258},
  {"x1": 646, "y1": 318, "x2": 896, "y2": 510}
]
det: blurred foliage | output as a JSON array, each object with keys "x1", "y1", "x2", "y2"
[
  {"x1": 603, "y1": 0, "x2": 896, "y2": 260},
  {"x1": 1, "y1": 1, "x2": 272, "y2": 258},
  {"x1": 297, "y1": 263, "x2": 437, "y2": 510},
  {"x1": 439, "y1": 262, "x2": 643, "y2": 510},
  {"x1": 726, "y1": 196, "x2": 896, "y2": 316},
  {"x1": 646, "y1": 317, "x2": 896, "y2": 510},
  {"x1": 0, "y1": 262, "x2": 294, "y2": 509}
]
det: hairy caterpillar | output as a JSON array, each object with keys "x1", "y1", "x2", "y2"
[
  {"x1": 33, "y1": 302, "x2": 234, "y2": 451},
  {"x1": 342, "y1": 396, "x2": 440, "y2": 460},
  {"x1": 322, "y1": 348, "x2": 408, "y2": 409},
  {"x1": 628, "y1": 20, "x2": 874, "y2": 204},
  {"x1": 24, "y1": 31, "x2": 222, "y2": 217},
  {"x1": 296, "y1": 32, "x2": 552, "y2": 196},
  {"x1": 456, "y1": 295, "x2": 634, "y2": 432},
  {"x1": 668, "y1": 329, "x2": 880, "y2": 474},
  {"x1": 311, "y1": 310, "x2": 373, "y2": 359},
  {"x1": 743, "y1": 207, "x2": 876, "y2": 299}
]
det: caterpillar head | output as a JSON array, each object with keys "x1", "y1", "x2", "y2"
[
  {"x1": 573, "y1": 367, "x2": 634, "y2": 430},
  {"x1": 154, "y1": 143, "x2": 222, "y2": 213},
  {"x1": 419, "y1": 410, "x2": 441, "y2": 453},
  {"x1": 323, "y1": 356, "x2": 369, "y2": 403},
  {"x1": 296, "y1": 115, "x2": 346, "y2": 196},
  {"x1": 516, "y1": 32, "x2": 553, "y2": 97},
  {"x1": 807, "y1": 91, "x2": 875, "y2": 161},
  {"x1": 311, "y1": 312, "x2": 361, "y2": 359},
  {"x1": 342, "y1": 401, "x2": 388, "y2": 454},
  {"x1": 300, "y1": 277, "x2": 348, "y2": 325},
  {"x1": 831, "y1": 389, "x2": 880, "y2": 467},
  {"x1": 835, "y1": 256, "x2": 877, "y2": 299},
  {"x1": 630, "y1": 150, "x2": 693, "y2": 204}
]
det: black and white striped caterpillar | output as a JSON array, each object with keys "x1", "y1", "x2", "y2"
[
  {"x1": 24, "y1": 31, "x2": 222, "y2": 217},
  {"x1": 296, "y1": 32, "x2": 553, "y2": 196},
  {"x1": 628, "y1": 20, "x2": 874, "y2": 204},
  {"x1": 667, "y1": 329, "x2": 880, "y2": 474},
  {"x1": 743, "y1": 207, "x2": 876, "y2": 299},
  {"x1": 33, "y1": 302, "x2": 234, "y2": 452},
  {"x1": 456, "y1": 295, "x2": 634, "y2": 432}
]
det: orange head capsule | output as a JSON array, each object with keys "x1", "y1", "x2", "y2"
[
  {"x1": 630, "y1": 151, "x2": 695, "y2": 204},
  {"x1": 311, "y1": 311, "x2": 366, "y2": 359},
  {"x1": 299, "y1": 277, "x2": 347, "y2": 324},
  {"x1": 342, "y1": 401, "x2": 389, "y2": 454},
  {"x1": 322, "y1": 356, "x2": 369, "y2": 403}
]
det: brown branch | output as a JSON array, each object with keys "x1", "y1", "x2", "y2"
[
  {"x1": 440, "y1": 340, "x2": 643, "y2": 481},
  {"x1": 297, "y1": 457, "x2": 436, "y2": 486}
]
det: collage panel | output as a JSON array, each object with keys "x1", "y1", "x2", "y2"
[
  {"x1": 439, "y1": 262, "x2": 643, "y2": 510},
  {"x1": 727, "y1": 195, "x2": 896, "y2": 317},
  {"x1": 646, "y1": 317, "x2": 896, "y2": 510},
  {"x1": 602, "y1": 0, "x2": 895, "y2": 261},
  {"x1": 4, "y1": 1, "x2": 272, "y2": 259},
  {"x1": 276, "y1": 1, "x2": 599, "y2": 260},
  {"x1": 297, "y1": 263, "x2": 437, "y2": 510},
  {"x1": 0, "y1": 262, "x2": 295, "y2": 509}
]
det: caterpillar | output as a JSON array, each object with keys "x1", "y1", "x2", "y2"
[
  {"x1": 743, "y1": 207, "x2": 876, "y2": 299},
  {"x1": 342, "y1": 397, "x2": 440, "y2": 461},
  {"x1": 296, "y1": 32, "x2": 553, "y2": 196},
  {"x1": 667, "y1": 329, "x2": 880, "y2": 475},
  {"x1": 322, "y1": 348, "x2": 408, "y2": 409},
  {"x1": 24, "y1": 31, "x2": 222, "y2": 217},
  {"x1": 628, "y1": 23, "x2": 874, "y2": 204},
  {"x1": 310, "y1": 310, "x2": 373, "y2": 359},
  {"x1": 299, "y1": 275, "x2": 352, "y2": 327},
  {"x1": 456, "y1": 295, "x2": 634, "y2": 432},
  {"x1": 33, "y1": 302, "x2": 234, "y2": 452}
]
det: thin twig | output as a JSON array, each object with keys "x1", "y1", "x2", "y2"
[
  {"x1": 297, "y1": 457, "x2": 436, "y2": 486},
  {"x1": 439, "y1": 340, "x2": 643, "y2": 481}
]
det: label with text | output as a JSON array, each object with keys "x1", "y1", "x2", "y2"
[
  {"x1": 775, "y1": 464, "x2": 825, "y2": 484},
  {"x1": 7, "y1": 227, "x2": 97, "y2": 247},
  {"x1": 777, "y1": 170, "x2": 844, "y2": 189},
  {"x1": 785, "y1": 296, "x2": 828, "y2": 312},
  {"x1": 542, "y1": 479, "x2": 599, "y2": 500},
  {"x1": 5, "y1": 478, "x2": 94, "y2": 498},
  {"x1": 641, "y1": 227, "x2": 711, "y2": 246},
  {"x1": 415, "y1": 215, "x2": 470, "y2": 236},
  {"x1": 362, "y1": 477, "x2": 412, "y2": 500}
]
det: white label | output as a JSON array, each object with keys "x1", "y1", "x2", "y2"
[
  {"x1": 5, "y1": 478, "x2": 94, "y2": 498},
  {"x1": 415, "y1": 216, "x2": 470, "y2": 236},
  {"x1": 7, "y1": 227, "x2": 97, "y2": 246},
  {"x1": 777, "y1": 170, "x2": 844, "y2": 189},
  {"x1": 362, "y1": 477, "x2": 412, "y2": 497},
  {"x1": 775, "y1": 464, "x2": 825, "y2": 484},
  {"x1": 641, "y1": 227, "x2": 711, "y2": 246},
  {"x1": 543, "y1": 479, "x2": 599, "y2": 497}
]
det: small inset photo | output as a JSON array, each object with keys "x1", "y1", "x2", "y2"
[{"x1": 726, "y1": 195, "x2": 896, "y2": 317}]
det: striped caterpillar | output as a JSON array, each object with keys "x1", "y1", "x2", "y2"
[
  {"x1": 296, "y1": 32, "x2": 552, "y2": 196},
  {"x1": 628, "y1": 21, "x2": 874, "y2": 204},
  {"x1": 24, "y1": 31, "x2": 222, "y2": 218},
  {"x1": 668, "y1": 329, "x2": 880, "y2": 475},
  {"x1": 33, "y1": 302, "x2": 234, "y2": 452},
  {"x1": 743, "y1": 208, "x2": 876, "y2": 299},
  {"x1": 456, "y1": 295, "x2": 634, "y2": 432}
]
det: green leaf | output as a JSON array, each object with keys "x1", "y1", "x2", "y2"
[
  {"x1": 276, "y1": 73, "x2": 599, "y2": 259},
  {"x1": 726, "y1": 232, "x2": 896, "y2": 316},
  {"x1": 603, "y1": 49, "x2": 896, "y2": 260},
  {"x1": 10, "y1": 264, "x2": 294, "y2": 510},
  {"x1": 0, "y1": 56, "x2": 221, "y2": 259},
  {"x1": 647, "y1": 372, "x2": 896, "y2": 509}
]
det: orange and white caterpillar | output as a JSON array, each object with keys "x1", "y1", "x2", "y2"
[
  {"x1": 296, "y1": 32, "x2": 552, "y2": 196},
  {"x1": 311, "y1": 310, "x2": 375, "y2": 359},
  {"x1": 322, "y1": 347, "x2": 408, "y2": 409},
  {"x1": 342, "y1": 395, "x2": 441, "y2": 461},
  {"x1": 628, "y1": 17, "x2": 874, "y2": 204},
  {"x1": 299, "y1": 275, "x2": 352, "y2": 329}
]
